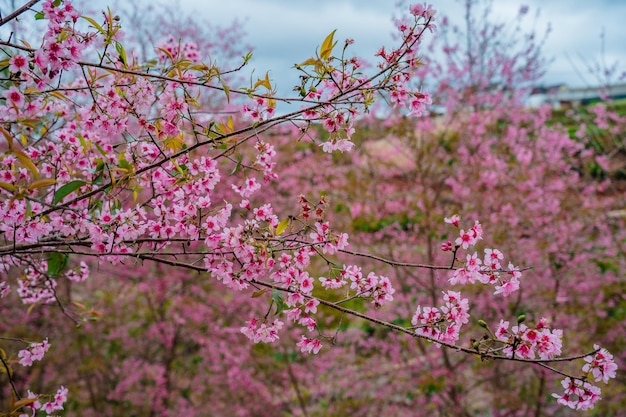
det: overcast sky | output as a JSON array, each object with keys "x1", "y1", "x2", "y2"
[{"x1": 179, "y1": 0, "x2": 626, "y2": 98}]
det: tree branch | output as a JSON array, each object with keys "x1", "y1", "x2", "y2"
[{"x1": 0, "y1": 0, "x2": 41, "y2": 27}]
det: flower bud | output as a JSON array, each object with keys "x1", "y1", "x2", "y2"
[
  {"x1": 517, "y1": 314, "x2": 526, "y2": 324},
  {"x1": 477, "y1": 319, "x2": 488, "y2": 329}
]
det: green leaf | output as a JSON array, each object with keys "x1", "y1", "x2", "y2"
[
  {"x1": 271, "y1": 289, "x2": 286, "y2": 315},
  {"x1": 115, "y1": 41, "x2": 127, "y2": 66},
  {"x1": 34, "y1": 11, "x2": 45, "y2": 20},
  {"x1": 53, "y1": 180, "x2": 86, "y2": 204},
  {"x1": 230, "y1": 154, "x2": 243, "y2": 175},
  {"x1": 118, "y1": 159, "x2": 132, "y2": 170},
  {"x1": 221, "y1": 81, "x2": 230, "y2": 103},
  {"x1": 47, "y1": 252, "x2": 69, "y2": 277},
  {"x1": 81, "y1": 16, "x2": 105, "y2": 34}
]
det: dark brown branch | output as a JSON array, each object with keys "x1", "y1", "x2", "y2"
[{"x1": 133, "y1": 254, "x2": 598, "y2": 367}]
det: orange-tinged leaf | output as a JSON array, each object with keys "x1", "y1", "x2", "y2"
[
  {"x1": 253, "y1": 71, "x2": 272, "y2": 91},
  {"x1": 320, "y1": 29, "x2": 337, "y2": 60},
  {"x1": 87, "y1": 309, "x2": 103, "y2": 318},
  {"x1": 12, "y1": 397, "x2": 38, "y2": 411},
  {"x1": 157, "y1": 47, "x2": 175, "y2": 61},
  {"x1": 72, "y1": 301, "x2": 87, "y2": 310}
]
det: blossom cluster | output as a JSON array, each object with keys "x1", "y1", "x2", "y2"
[
  {"x1": 36, "y1": 0, "x2": 87, "y2": 76},
  {"x1": 444, "y1": 216, "x2": 522, "y2": 297},
  {"x1": 552, "y1": 378, "x2": 602, "y2": 411},
  {"x1": 18, "y1": 338, "x2": 51, "y2": 367},
  {"x1": 495, "y1": 318, "x2": 562, "y2": 360},
  {"x1": 22, "y1": 386, "x2": 68, "y2": 416},
  {"x1": 346, "y1": 267, "x2": 395, "y2": 307},
  {"x1": 242, "y1": 97, "x2": 276, "y2": 122},
  {"x1": 411, "y1": 290, "x2": 469, "y2": 345},
  {"x1": 583, "y1": 344, "x2": 618, "y2": 384},
  {"x1": 17, "y1": 262, "x2": 57, "y2": 305},
  {"x1": 378, "y1": 4, "x2": 435, "y2": 117},
  {"x1": 551, "y1": 345, "x2": 619, "y2": 410},
  {"x1": 0, "y1": 280, "x2": 10, "y2": 298},
  {"x1": 64, "y1": 261, "x2": 90, "y2": 282},
  {"x1": 296, "y1": 335, "x2": 323, "y2": 355},
  {"x1": 240, "y1": 318, "x2": 284, "y2": 343}
]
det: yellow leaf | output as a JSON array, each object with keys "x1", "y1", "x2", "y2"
[
  {"x1": 320, "y1": 29, "x2": 337, "y2": 60},
  {"x1": 296, "y1": 57, "x2": 319, "y2": 68},
  {"x1": 13, "y1": 150, "x2": 39, "y2": 179},
  {"x1": 276, "y1": 218, "x2": 289, "y2": 235},
  {"x1": 227, "y1": 115, "x2": 234, "y2": 132},
  {"x1": 251, "y1": 288, "x2": 267, "y2": 298},
  {"x1": 163, "y1": 133, "x2": 185, "y2": 152},
  {"x1": 27, "y1": 303, "x2": 37, "y2": 315},
  {"x1": 28, "y1": 178, "x2": 56, "y2": 190},
  {"x1": 0, "y1": 125, "x2": 13, "y2": 149},
  {"x1": 157, "y1": 47, "x2": 175, "y2": 61},
  {"x1": 49, "y1": 90, "x2": 69, "y2": 101},
  {"x1": 0, "y1": 181, "x2": 16, "y2": 192}
]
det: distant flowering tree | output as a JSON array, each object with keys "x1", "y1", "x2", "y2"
[{"x1": 0, "y1": 0, "x2": 620, "y2": 416}]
